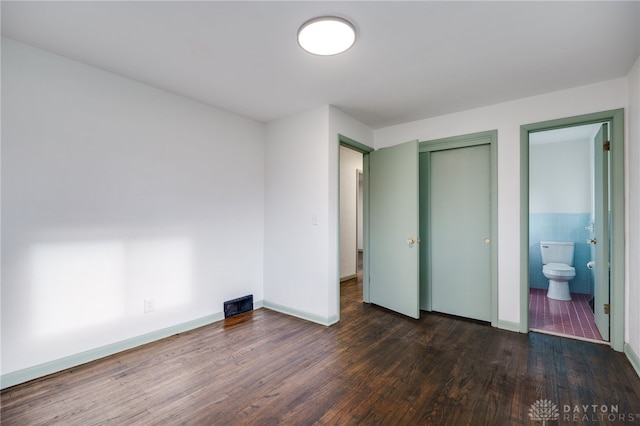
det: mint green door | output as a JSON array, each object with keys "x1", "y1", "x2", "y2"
[
  {"x1": 430, "y1": 144, "x2": 491, "y2": 321},
  {"x1": 594, "y1": 123, "x2": 610, "y2": 341},
  {"x1": 369, "y1": 140, "x2": 420, "y2": 319}
]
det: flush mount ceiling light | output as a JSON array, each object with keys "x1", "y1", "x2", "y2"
[{"x1": 297, "y1": 16, "x2": 356, "y2": 56}]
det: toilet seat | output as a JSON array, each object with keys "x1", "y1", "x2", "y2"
[{"x1": 543, "y1": 262, "x2": 575, "y2": 277}]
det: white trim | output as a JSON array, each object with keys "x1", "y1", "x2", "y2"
[
  {"x1": 340, "y1": 273, "x2": 357, "y2": 282},
  {"x1": 497, "y1": 320, "x2": 524, "y2": 333},
  {"x1": 263, "y1": 300, "x2": 338, "y2": 326}
]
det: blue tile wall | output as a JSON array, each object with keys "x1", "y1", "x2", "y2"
[{"x1": 529, "y1": 213, "x2": 593, "y2": 295}]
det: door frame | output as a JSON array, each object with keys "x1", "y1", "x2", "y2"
[
  {"x1": 356, "y1": 169, "x2": 363, "y2": 279},
  {"x1": 419, "y1": 130, "x2": 499, "y2": 327},
  {"x1": 519, "y1": 109, "x2": 625, "y2": 351},
  {"x1": 338, "y1": 134, "x2": 374, "y2": 306}
]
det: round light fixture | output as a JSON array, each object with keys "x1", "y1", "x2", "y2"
[{"x1": 297, "y1": 16, "x2": 356, "y2": 56}]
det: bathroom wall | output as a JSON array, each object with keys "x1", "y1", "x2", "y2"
[{"x1": 529, "y1": 137, "x2": 594, "y2": 294}]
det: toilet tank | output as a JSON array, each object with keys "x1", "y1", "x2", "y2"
[{"x1": 540, "y1": 241, "x2": 574, "y2": 266}]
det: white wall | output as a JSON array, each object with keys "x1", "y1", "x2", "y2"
[
  {"x1": 263, "y1": 106, "x2": 332, "y2": 323},
  {"x1": 530, "y1": 139, "x2": 592, "y2": 214},
  {"x1": 263, "y1": 105, "x2": 372, "y2": 325},
  {"x1": 339, "y1": 146, "x2": 362, "y2": 279},
  {"x1": 1, "y1": 39, "x2": 266, "y2": 376},
  {"x1": 374, "y1": 78, "x2": 628, "y2": 325},
  {"x1": 626, "y1": 55, "x2": 640, "y2": 360}
]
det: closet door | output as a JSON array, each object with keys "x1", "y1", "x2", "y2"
[{"x1": 430, "y1": 144, "x2": 491, "y2": 321}]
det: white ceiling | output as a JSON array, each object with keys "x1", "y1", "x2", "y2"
[{"x1": 2, "y1": 1, "x2": 639, "y2": 129}]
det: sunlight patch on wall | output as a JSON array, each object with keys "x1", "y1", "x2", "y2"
[
  {"x1": 30, "y1": 241, "x2": 126, "y2": 338},
  {"x1": 29, "y1": 236, "x2": 194, "y2": 339}
]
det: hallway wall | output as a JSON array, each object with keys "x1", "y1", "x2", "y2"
[{"x1": 339, "y1": 146, "x2": 363, "y2": 280}]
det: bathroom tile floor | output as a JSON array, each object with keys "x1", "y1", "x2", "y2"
[{"x1": 529, "y1": 288, "x2": 603, "y2": 342}]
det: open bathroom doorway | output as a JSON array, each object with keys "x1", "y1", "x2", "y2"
[
  {"x1": 521, "y1": 109, "x2": 624, "y2": 350},
  {"x1": 528, "y1": 123, "x2": 608, "y2": 342}
]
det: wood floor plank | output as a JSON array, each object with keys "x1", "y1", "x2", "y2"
[{"x1": 3, "y1": 276, "x2": 640, "y2": 425}]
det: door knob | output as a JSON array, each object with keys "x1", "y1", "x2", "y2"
[
  {"x1": 588, "y1": 238, "x2": 597, "y2": 244},
  {"x1": 484, "y1": 238, "x2": 491, "y2": 244},
  {"x1": 407, "y1": 237, "x2": 420, "y2": 246}
]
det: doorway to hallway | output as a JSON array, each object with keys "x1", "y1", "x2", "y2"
[
  {"x1": 339, "y1": 145, "x2": 363, "y2": 284},
  {"x1": 338, "y1": 136, "x2": 372, "y2": 318}
]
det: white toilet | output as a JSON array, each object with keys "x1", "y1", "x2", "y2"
[{"x1": 540, "y1": 241, "x2": 576, "y2": 301}]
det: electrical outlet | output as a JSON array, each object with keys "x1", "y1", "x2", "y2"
[{"x1": 144, "y1": 298, "x2": 155, "y2": 313}]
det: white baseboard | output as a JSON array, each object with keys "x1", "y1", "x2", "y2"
[
  {"x1": 262, "y1": 300, "x2": 338, "y2": 326},
  {"x1": 497, "y1": 319, "x2": 524, "y2": 333},
  {"x1": 340, "y1": 273, "x2": 357, "y2": 282}
]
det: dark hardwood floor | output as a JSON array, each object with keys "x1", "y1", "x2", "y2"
[{"x1": 3, "y1": 274, "x2": 640, "y2": 425}]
